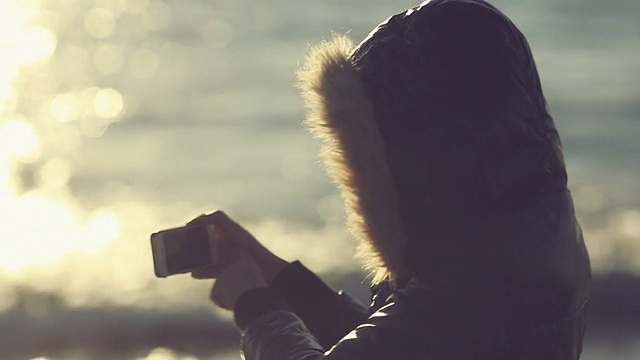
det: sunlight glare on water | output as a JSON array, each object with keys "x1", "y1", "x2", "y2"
[
  {"x1": 129, "y1": 48, "x2": 161, "y2": 79},
  {"x1": 94, "y1": 43, "x2": 125, "y2": 75},
  {"x1": 0, "y1": 0, "x2": 356, "y2": 308},
  {"x1": 135, "y1": 347, "x2": 239, "y2": 360},
  {"x1": 84, "y1": 8, "x2": 116, "y2": 38},
  {"x1": 0, "y1": 1, "x2": 122, "y2": 273},
  {"x1": 0, "y1": 0, "x2": 637, "y2": 358},
  {"x1": 0, "y1": 192, "x2": 122, "y2": 270},
  {"x1": 0, "y1": 118, "x2": 38, "y2": 160},
  {"x1": 94, "y1": 87, "x2": 124, "y2": 118},
  {"x1": 137, "y1": 347, "x2": 198, "y2": 360}
]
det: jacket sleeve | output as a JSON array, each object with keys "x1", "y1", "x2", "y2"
[
  {"x1": 241, "y1": 300, "x2": 419, "y2": 360},
  {"x1": 267, "y1": 261, "x2": 368, "y2": 347},
  {"x1": 239, "y1": 281, "x2": 591, "y2": 360}
]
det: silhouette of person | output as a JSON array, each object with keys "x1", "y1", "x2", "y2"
[{"x1": 189, "y1": 1, "x2": 591, "y2": 358}]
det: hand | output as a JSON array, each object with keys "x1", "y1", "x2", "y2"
[
  {"x1": 209, "y1": 249, "x2": 267, "y2": 310},
  {"x1": 188, "y1": 211, "x2": 288, "y2": 284}
]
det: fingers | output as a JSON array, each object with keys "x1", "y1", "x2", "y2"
[
  {"x1": 186, "y1": 213, "x2": 209, "y2": 226},
  {"x1": 186, "y1": 211, "x2": 239, "y2": 240},
  {"x1": 208, "y1": 250, "x2": 268, "y2": 310},
  {"x1": 187, "y1": 211, "x2": 258, "y2": 250},
  {"x1": 191, "y1": 266, "x2": 223, "y2": 279},
  {"x1": 186, "y1": 210, "x2": 233, "y2": 251},
  {"x1": 187, "y1": 210, "x2": 277, "y2": 279},
  {"x1": 210, "y1": 282, "x2": 231, "y2": 310},
  {"x1": 187, "y1": 210, "x2": 232, "y2": 227}
]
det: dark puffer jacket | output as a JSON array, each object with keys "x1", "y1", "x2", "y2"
[{"x1": 233, "y1": 0, "x2": 591, "y2": 359}]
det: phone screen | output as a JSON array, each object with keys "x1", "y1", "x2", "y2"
[{"x1": 157, "y1": 225, "x2": 215, "y2": 275}]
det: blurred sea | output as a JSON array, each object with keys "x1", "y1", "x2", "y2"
[{"x1": 0, "y1": 0, "x2": 639, "y2": 359}]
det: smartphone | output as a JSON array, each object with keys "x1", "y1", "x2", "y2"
[{"x1": 151, "y1": 223, "x2": 219, "y2": 278}]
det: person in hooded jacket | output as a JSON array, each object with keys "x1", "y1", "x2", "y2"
[{"x1": 188, "y1": 0, "x2": 592, "y2": 359}]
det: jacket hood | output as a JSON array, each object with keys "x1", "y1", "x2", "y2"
[
  {"x1": 298, "y1": 36, "x2": 408, "y2": 283},
  {"x1": 298, "y1": 0, "x2": 569, "y2": 283}
]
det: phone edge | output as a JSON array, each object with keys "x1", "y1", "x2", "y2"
[{"x1": 150, "y1": 232, "x2": 169, "y2": 278}]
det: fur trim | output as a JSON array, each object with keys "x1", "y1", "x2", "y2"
[{"x1": 297, "y1": 35, "x2": 408, "y2": 284}]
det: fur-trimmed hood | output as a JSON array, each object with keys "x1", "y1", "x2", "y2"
[
  {"x1": 298, "y1": 36, "x2": 407, "y2": 283},
  {"x1": 298, "y1": 0, "x2": 571, "y2": 284}
]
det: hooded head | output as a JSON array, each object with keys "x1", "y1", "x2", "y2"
[{"x1": 298, "y1": 0, "x2": 568, "y2": 284}]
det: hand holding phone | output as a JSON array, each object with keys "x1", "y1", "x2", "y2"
[
  {"x1": 185, "y1": 211, "x2": 289, "y2": 283},
  {"x1": 151, "y1": 211, "x2": 287, "y2": 310},
  {"x1": 152, "y1": 211, "x2": 289, "y2": 283}
]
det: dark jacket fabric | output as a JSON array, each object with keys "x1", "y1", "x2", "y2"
[
  {"x1": 237, "y1": 193, "x2": 590, "y2": 360},
  {"x1": 233, "y1": 0, "x2": 591, "y2": 359},
  {"x1": 239, "y1": 249, "x2": 588, "y2": 359}
]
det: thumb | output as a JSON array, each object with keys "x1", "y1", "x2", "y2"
[
  {"x1": 208, "y1": 251, "x2": 267, "y2": 310},
  {"x1": 210, "y1": 281, "x2": 232, "y2": 310}
]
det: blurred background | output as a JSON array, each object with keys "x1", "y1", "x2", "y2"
[{"x1": 0, "y1": 0, "x2": 638, "y2": 359}]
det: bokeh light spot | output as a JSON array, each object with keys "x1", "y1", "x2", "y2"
[
  {"x1": 94, "y1": 87, "x2": 124, "y2": 118},
  {"x1": 0, "y1": 194, "x2": 77, "y2": 269},
  {"x1": 17, "y1": 27, "x2": 57, "y2": 64},
  {"x1": 0, "y1": 119, "x2": 39, "y2": 159},
  {"x1": 50, "y1": 93, "x2": 81, "y2": 123},
  {"x1": 136, "y1": 347, "x2": 194, "y2": 360},
  {"x1": 0, "y1": 88, "x2": 19, "y2": 114},
  {"x1": 619, "y1": 210, "x2": 640, "y2": 239},
  {"x1": 76, "y1": 87, "x2": 112, "y2": 137},
  {"x1": 84, "y1": 8, "x2": 116, "y2": 38},
  {"x1": 0, "y1": 193, "x2": 122, "y2": 271},
  {"x1": 83, "y1": 210, "x2": 122, "y2": 251},
  {"x1": 38, "y1": 157, "x2": 72, "y2": 189}
]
